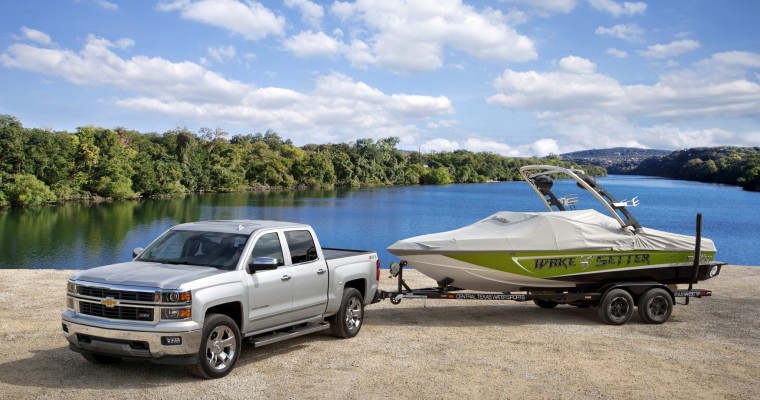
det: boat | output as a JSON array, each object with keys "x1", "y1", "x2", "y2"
[{"x1": 387, "y1": 165, "x2": 722, "y2": 293}]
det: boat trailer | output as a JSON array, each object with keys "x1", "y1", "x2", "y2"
[{"x1": 377, "y1": 259, "x2": 721, "y2": 325}]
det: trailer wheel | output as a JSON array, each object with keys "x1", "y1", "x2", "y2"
[
  {"x1": 533, "y1": 299, "x2": 559, "y2": 309},
  {"x1": 329, "y1": 288, "x2": 364, "y2": 339},
  {"x1": 637, "y1": 288, "x2": 673, "y2": 324},
  {"x1": 186, "y1": 314, "x2": 241, "y2": 379},
  {"x1": 598, "y1": 288, "x2": 634, "y2": 325}
]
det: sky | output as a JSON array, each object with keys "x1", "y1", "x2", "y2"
[{"x1": 1, "y1": 0, "x2": 759, "y2": 156}]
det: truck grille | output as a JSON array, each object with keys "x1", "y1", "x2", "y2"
[
  {"x1": 79, "y1": 302, "x2": 154, "y2": 321},
  {"x1": 77, "y1": 286, "x2": 156, "y2": 302}
]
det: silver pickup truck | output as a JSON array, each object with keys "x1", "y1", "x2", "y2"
[{"x1": 62, "y1": 220, "x2": 380, "y2": 378}]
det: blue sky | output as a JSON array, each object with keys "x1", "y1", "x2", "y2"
[{"x1": 1, "y1": 0, "x2": 759, "y2": 156}]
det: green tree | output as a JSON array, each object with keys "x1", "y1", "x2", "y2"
[{"x1": 3, "y1": 174, "x2": 56, "y2": 206}]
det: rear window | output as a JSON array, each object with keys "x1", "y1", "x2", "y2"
[{"x1": 284, "y1": 230, "x2": 318, "y2": 264}]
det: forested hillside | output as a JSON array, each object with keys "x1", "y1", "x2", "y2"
[
  {"x1": 631, "y1": 147, "x2": 760, "y2": 191},
  {"x1": 0, "y1": 115, "x2": 603, "y2": 207}
]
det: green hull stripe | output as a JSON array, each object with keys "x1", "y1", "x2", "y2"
[{"x1": 447, "y1": 251, "x2": 716, "y2": 279}]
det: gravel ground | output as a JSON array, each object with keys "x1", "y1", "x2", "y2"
[{"x1": 0, "y1": 266, "x2": 758, "y2": 399}]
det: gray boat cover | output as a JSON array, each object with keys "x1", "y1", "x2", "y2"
[{"x1": 388, "y1": 209, "x2": 716, "y2": 253}]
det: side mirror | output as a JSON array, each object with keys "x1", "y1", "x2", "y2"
[
  {"x1": 247, "y1": 257, "x2": 279, "y2": 274},
  {"x1": 132, "y1": 247, "x2": 144, "y2": 258}
]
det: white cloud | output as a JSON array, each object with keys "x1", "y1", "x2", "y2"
[
  {"x1": 284, "y1": 0, "x2": 324, "y2": 28},
  {"x1": 606, "y1": 48, "x2": 628, "y2": 58},
  {"x1": 421, "y1": 138, "x2": 460, "y2": 153},
  {"x1": 95, "y1": 0, "x2": 118, "y2": 10},
  {"x1": 19, "y1": 27, "x2": 52, "y2": 45},
  {"x1": 486, "y1": 52, "x2": 760, "y2": 150},
  {"x1": 0, "y1": 34, "x2": 454, "y2": 144},
  {"x1": 638, "y1": 39, "x2": 700, "y2": 59},
  {"x1": 329, "y1": 0, "x2": 536, "y2": 73},
  {"x1": 558, "y1": 55, "x2": 596, "y2": 74},
  {"x1": 208, "y1": 44, "x2": 236, "y2": 62},
  {"x1": 158, "y1": 0, "x2": 285, "y2": 40},
  {"x1": 283, "y1": 31, "x2": 341, "y2": 58},
  {"x1": 503, "y1": 0, "x2": 578, "y2": 15},
  {"x1": 595, "y1": 24, "x2": 645, "y2": 42},
  {"x1": 587, "y1": 0, "x2": 647, "y2": 17}
]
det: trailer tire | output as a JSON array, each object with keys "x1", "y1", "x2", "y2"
[
  {"x1": 533, "y1": 299, "x2": 559, "y2": 309},
  {"x1": 598, "y1": 288, "x2": 634, "y2": 325},
  {"x1": 329, "y1": 288, "x2": 364, "y2": 339},
  {"x1": 187, "y1": 314, "x2": 241, "y2": 379},
  {"x1": 637, "y1": 288, "x2": 673, "y2": 324}
]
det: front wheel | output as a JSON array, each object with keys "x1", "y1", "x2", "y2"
[
  {"x1": 329, "y1": 288, "x2": 364, "y2": 338},
  {"x1": 598, "y1": 288, "x2": 634, "y2": 325},
  {"x1": 186, "y1": 314, "x2": 241, "y2": 379},
  {"x1": 637, "y1": 288, "x2": 673, "y2": 324}
]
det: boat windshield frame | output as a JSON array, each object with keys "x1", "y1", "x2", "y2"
[{"x1": 519, "y1": 165, "x2": 642, "y2": 231}]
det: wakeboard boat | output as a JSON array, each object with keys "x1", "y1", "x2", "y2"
[{"x1": 387, "y1": 165, "x2": 721, "y2": 293}]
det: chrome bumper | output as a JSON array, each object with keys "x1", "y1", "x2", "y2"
[{"x1": 62, "y1": 317, "x2": 202, "y2": 362}]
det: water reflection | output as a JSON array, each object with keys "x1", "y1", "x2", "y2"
[{"x1": 0, "y1": 178, "x2": 757, "y2": 269}]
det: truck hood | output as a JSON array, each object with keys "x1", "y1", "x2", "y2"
[{"x1": 70, "y1": 261, "x2": 228, "y2": 290}]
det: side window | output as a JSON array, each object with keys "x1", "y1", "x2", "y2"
[
  {"x1": 250, "y1": 232, "x2": 284, "y2": 266},
  {"x1": 284, "y1": 230, "x2": 318, "y2": 264}
]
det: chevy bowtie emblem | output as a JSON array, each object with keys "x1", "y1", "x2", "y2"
[{"x1": 101, "y1": 297, "x2": 119, "y2": 308}]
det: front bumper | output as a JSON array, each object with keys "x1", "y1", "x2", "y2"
[{"x1": 62, "y1": 315, "x2": 202, "y2": 365}]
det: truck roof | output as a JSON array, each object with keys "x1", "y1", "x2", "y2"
[{"x1": 170, "y1": 220, "x2": 310, "y2": 235}]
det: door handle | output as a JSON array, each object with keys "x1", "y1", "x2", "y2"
[
  {"x1": 281, "y1": 275, "x2": 291, "y2": 281},
  {"x1": 317, "y1": 269, "x2": 327, "y2": 275}
]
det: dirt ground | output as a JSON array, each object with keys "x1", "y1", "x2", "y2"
[{"x1": 0, "y1": 265, "x2": 758, "y2": 399}]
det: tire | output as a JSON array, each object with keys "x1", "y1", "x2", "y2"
[
  {"x1": 598, "y1": 288, "x2": 634, "y2": 325},
  {"x1": 186, "y1": 314, "x2": 241, "y2": 379},
  {"x1": 81, "y1": 352, "x2": 122, "y2": 365},
  {"x1": 637, "y1": 288, "x2": 673, "y2": 324},
  {"x1": 329, "y1": 288, "x2": 364, "y2": 339},
  {"x1": 532, "y1": 299, "x2": 559, "y2": 309}
]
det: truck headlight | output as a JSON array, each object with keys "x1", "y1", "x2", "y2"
[
  {"x1": 160, "y1": 290, "x2": 192, "y2": 304},
  {"x1": 161, "y1": 307, "x2": 192, "y2": 320},
  {"x1": 67, "y1": 281, "x2": 77, "y2": 294}
]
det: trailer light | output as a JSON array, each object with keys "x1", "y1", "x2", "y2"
[
  {"x1": 162, "y1": 336, "x2": 182, "y2": 346},
  {"x1": 161, "y1": 307, "x2": 191, "y2": 320},
  {"x1": 376, "y1": 259, "x2": 381, "y2": 281}
]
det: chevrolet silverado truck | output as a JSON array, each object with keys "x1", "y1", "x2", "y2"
[{"x1": 62, "y1": 220, "x2": 380, "y2": 378}]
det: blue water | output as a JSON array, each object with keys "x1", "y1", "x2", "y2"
[{"x1": 0, "y1": 175, "x2": 757, "y2": 269}]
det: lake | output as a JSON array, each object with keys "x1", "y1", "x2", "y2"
[{"x1": 0, "y1": 175, "x2": 757, "y2": 269}]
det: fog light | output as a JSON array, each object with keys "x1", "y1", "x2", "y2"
[
  {"x1": 162, "y1": 336, "x2": 182, "y2": 346},
  {"x1": 62, "y1": 323, "x2": 69, "y2": 333}
]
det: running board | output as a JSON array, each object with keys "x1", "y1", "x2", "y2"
[{"x1": 246, "y1": 322, "x2": 329, "y2": 348}]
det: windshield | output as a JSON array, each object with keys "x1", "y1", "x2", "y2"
[{"x1": 137, "y1": 230, "x2": 249, "y2": 270}]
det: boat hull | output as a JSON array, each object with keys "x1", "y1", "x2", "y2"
[{"x1": 395, "y1": 250, "x2": 719, "y2": 292}]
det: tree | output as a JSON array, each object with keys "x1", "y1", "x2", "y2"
[{"x1": 3, "y1": 174, "x2": 56, "y2": 206}]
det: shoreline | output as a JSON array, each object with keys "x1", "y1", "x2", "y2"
[{"x1": 1, "y1": 266, "x2": 758, "y2": 398}]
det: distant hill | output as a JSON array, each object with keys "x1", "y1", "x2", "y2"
[
  {"x1": 630, "y1": 146, "x2": 760, "y2": 191},
  {"x1": 561, "y1": 147, "x2": 672, "y2": 172}
]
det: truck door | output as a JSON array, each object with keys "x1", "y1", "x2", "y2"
[
  {"x1": 245, "y1": 231, "x2": 293, "y2": 331},
  {"x1": 284, "y1": 229, "x2": 329, "y2": 321}
]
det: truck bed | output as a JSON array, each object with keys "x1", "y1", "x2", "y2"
[{"x1": 322, "y1": 248, "x2": 374, "y2": 260}]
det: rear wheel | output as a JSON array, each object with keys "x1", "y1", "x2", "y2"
[
  {"x1": 532, "y1": 299, "x2": 559, "y2": 309},
  {"x1": 81, "y1": 352, "x2": 121, "y2": 364},
  {"x1": 637, "y1": 288, "x2": 673, "y2": 324},
  {"x1": 598, "y1": 288, "x2": 634, "y2": 325},
  {"x1": 329, "y1": 288, "x2": 364, "y2": 338},
  {"x1": 187, "y1": 314, "x2": 241, "y2": 379}
]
